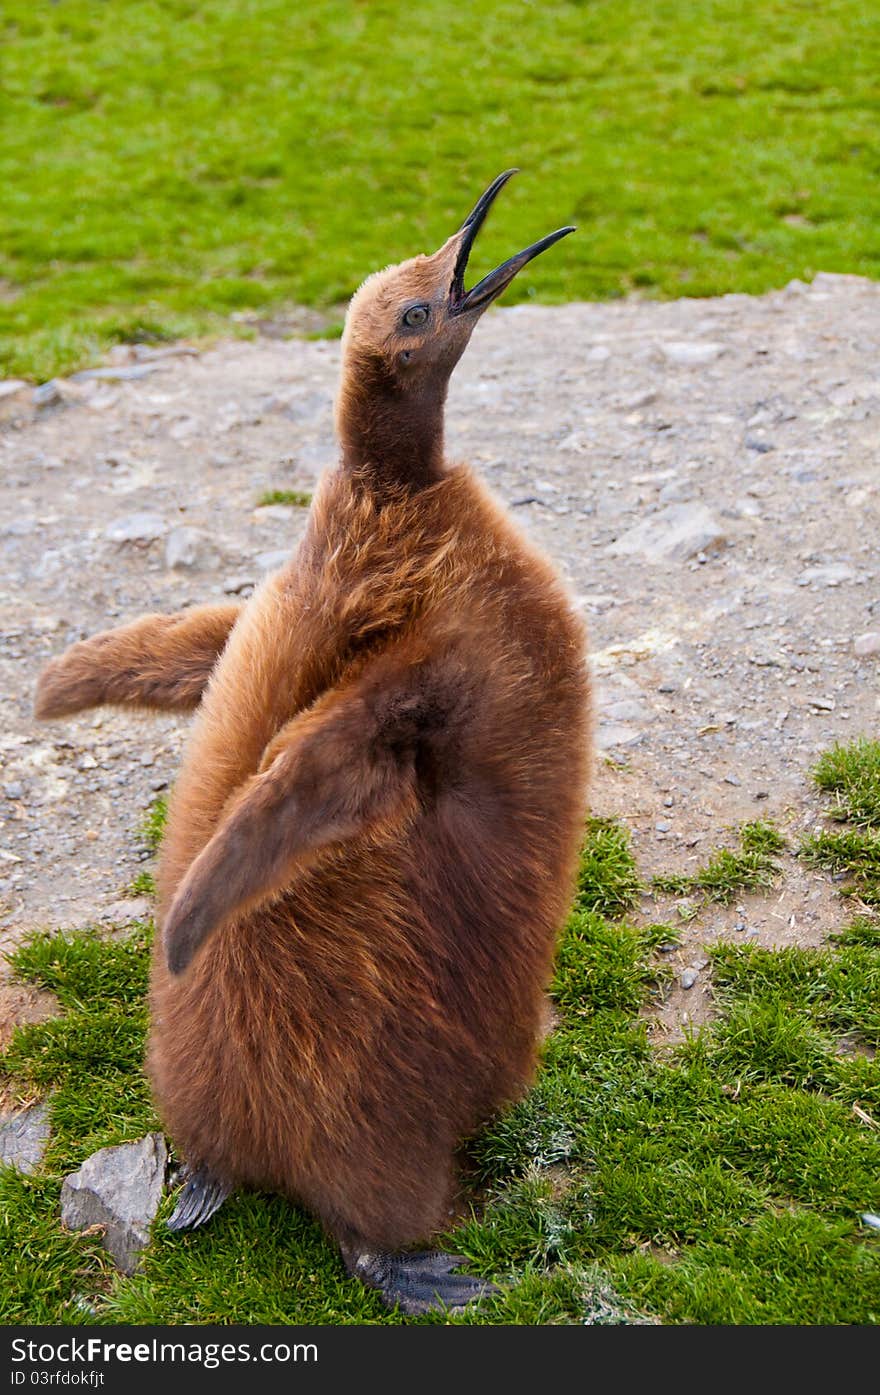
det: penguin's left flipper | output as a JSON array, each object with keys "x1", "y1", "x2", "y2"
[
  {"x1": 348, "y1": 1248, "x2": 500, "y2": 1317},
  {"x1": 161, "y1": 643, "x2": 446, "y2": 976},
  {"x1": 166, "y1": 1164, "x2": 232, "y2": 1231}
]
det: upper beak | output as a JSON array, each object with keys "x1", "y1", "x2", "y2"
[{"x1": 448, "y1": 169, "x2": 575, "y2": 316}]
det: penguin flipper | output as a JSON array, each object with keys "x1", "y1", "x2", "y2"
[
  {"x1": 161, "y1": 647, "x2": 437, "y2": 975},
  {"x1": 35, "y1": 603, "x2": 242, "y2": 719},
  {"x1": 166, "y1": 1164, "x2": 232, "y2": 1231}
]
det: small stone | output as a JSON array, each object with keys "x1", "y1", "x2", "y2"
[
  {"x1": 680, "y1": 968, "x2": 699, "y2": 990},
  {"x1": 655, "y1": 821, "x2": 671, "y2": 833},
  {"x1": 608, "y1": 503, "x2": 726, "y2": 563},
  {"x1": 61, "y1": 1133, "x2": 167, "y2": 1275},
  {"x1": 745, "y1": 438, "x2": 775, "y2": 453},
  {"x1": 105, "y1": 513, "x2": 166, "y2": 545},
  {"x1": 860, "y1": 1213, "x2": 880, "y2": 1231},
  {"x1": 854, "y1": 632, "x2": 880, "y2": 658},
  {"x1": 660, "y1": 341, "x2": 726, "y2": 366},
  {"x1": 223, "y1": 575, "x2": 256, "y2": 595},
  {"x1": 0, "y1": 378, "x2": 28, "y2": 400},
  {"x1": 256, "y1": 548, "x2": 291, "y2": 574},
  {"x1": 796, "y1": 562, "x2": 856, "y2": 588},
  {"x1": 33, "y1": 380, "x2": 62, "y2": 408},
  {"x1": 70, "y1": 364, "x2": 157, "y2": 383},
  {"x1": 658, "y1": 479, "x2": 695, "y2": 505},
  {"x1": 0, "y1": 1102, "x2": 50, "y2": 1174},
  {"x1": 723, "y1": 774, "x2": 742, "y2": 786},
  {"x1": 165, "y1": 525, "x2": 203, "y2": 570},
  {"x1": 2, "y1": 781, "x2": 24, "y2": 800}
]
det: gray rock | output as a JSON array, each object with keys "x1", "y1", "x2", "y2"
[
  {"x1": 680, "y1": 968, "x2": 699, "y2": 990},
  {"x1": 660, "y1": 341, "x2": 726, "y2": 366},
  {"x1": 105, "y1": 513, "x2": 166, "y2": 546},
  {"x1": 658, "y1": 479, "x2": 695, "y2": 505},
  {"x1": 796, "y1": 562, "x2": 856, "y2": 588},
  {"x1": 165, "y1": 525, "x2": 204, "y2": 570},
  {"x1": 256, "y1": 548, "x2": 292, "y2": 574},
  {"x1": 0, "y1": 378, "x2": 28, "y2": 400},
  {"x1": 596, "y1": 722, "x2": 643, "y2": 750},
  {"x1": 860, "y1": 1212, "x2": 880, "y2": 1231},
  {"x1": 223, "y1": 574, "x2": 256, "y2": 594},
  {"x1": 854, "y1": 632, "x2": 880, "y2": 657},
  {"x1": 33, "y1": 380, "x2": 62, "y2": 408},
  {"x1": 61, "y1": 1133, "x2": 167, "y2": 1275},
  {"x1": 608, "y1": 503, "x2": 726, "y2": 563},
  {"x1": 0, "y1": 1102, "x2": 50, "y2": 1174},
  {"x1": 70, "y1": 365, "x2": 157, "y2": 383}
]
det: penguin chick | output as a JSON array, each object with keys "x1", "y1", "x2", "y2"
[{"x1": 34, "y1": 170, "x2": 591, "y2": 1316}]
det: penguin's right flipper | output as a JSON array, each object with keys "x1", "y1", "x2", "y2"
[
  {"x1": 35, "y1": 603, "x2": 242, "y2": 718},
  {"x1": 166, "y1": 1164, "x2": 232, "y2": 1231}
]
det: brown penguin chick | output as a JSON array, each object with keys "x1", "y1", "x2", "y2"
[{"x1": 34, "y1": 170, "x2": 591, "y2": 1315}]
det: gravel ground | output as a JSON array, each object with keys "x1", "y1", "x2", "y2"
[{"x1": 1, "y1": 271, "x2": 878, "y2": 1040}]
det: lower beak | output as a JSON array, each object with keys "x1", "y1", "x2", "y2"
[{"x1": 448, "y1": 169, "x2": 575, "y2": 316}]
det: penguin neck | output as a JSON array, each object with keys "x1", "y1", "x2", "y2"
[{"x1": 337, "y1": 358, "x2": 448, "y2": 493}]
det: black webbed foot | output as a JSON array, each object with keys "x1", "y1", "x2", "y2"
[
  {"x1": 346, "y1": 1247, "x2": 499, "y2": 1316},
  {"x1": 166, "y1": 1163, "x2": 231, "y2": 1231}
]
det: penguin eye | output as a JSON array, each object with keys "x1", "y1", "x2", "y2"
[{"x1": 402, "y1": 304, "x2": 429, "y2": 328}]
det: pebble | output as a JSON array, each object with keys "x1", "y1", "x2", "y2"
[
  {"x1": 222, "y1": 574, "x2": 256, "y2": 594},
  {"x1": 255, "y1": 548, "x2": 292, "y2": 573},
  {"x1": 105, "y1": 513, "x2": 166, "y2": 545},
  {"x1": 608, "y1": 503, "x2": 726, "y2": 563},
  {"x1": 860, "y1": 1213, "x2": 880, "y2": 1232},
  {"x1": 660, "y1": 341, "x2": 726, "y2": 366},
  {"x1": 0, "y1": 378, "x2": 29, "y2": 400},
  {"x1": 796, "y1": 562, "x2": 856, "y2": 588},
  {"x1": 680, "y1": 968, "x2": 699, "y2": 990},
  {"x1": 854, "y1": 632, "x2": 880, "y2": 658},
  {"x1": 165, "y1": 525, "x2": 204, "y2": 570}
]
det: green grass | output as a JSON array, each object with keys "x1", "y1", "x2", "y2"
[
  {"x1": 813, "y1": 739, "x2": 880, "y2": 826},
  {"x1": 803, "y1": 739, "x2": 880, "y2": 908},
  {"x1": 653, "y1": 819, "x2": 786, "y2": 906},
  {"x1": 256, "y1": 489, "x2": 313, "y2": 509},
  {"x1": 3, "y1": 791, "x2": 879, "y2": 1325},
  {"x1": 137, "y1": 796, "x2": 167, "y2": 855},
  {"x1": 3, "y1": 0, "x2": 880, "y2": 379}
]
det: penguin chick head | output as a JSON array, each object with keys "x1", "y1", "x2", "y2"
[{"x1": 340, "y1": 170, "x2": 575, "y2": 398}]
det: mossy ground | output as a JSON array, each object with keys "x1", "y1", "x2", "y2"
[
  {"x1": 2, "y1": 742, "x2": 879, "y2": 1325},
  {"x1": 3, "y1": 0, "x2": 880, "y2": 381}
]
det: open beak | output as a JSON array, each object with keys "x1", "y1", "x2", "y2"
[{"x1": 448, "y1": 169, "x2": 575, "y2": 316}]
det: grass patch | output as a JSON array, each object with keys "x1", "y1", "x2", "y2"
[
  {"x1": 803, "y1": 739, "x2": 880, "y2": 907},
  {"x1": 3, "y1": 1, "x2": 880, "y2": 379},
  {"x1": 256, "y1": 489, "x2": 313, "y2": 509},
  {"x1": 573, "y1": 817, "x2": 642, "y2": 918},
  {"x1": 653, "y1": 820, "x2": 785, "y2": 906},
  {"x1": 137, "y1": 797, "x2": 167, "y2": 855},
  {"x1": 125, "y1": 870, "x2": 156, "y2": 899},
  {"x1": 3, "y1": 808, "x2": 879, "y2": 1323},
  {"x1": 813, "y1": 739, "x2": 880, "y2": 826}
]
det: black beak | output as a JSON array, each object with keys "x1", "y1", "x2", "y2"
[{"x1": 449, "y1": 169, "x2": 575, "y2": 316}]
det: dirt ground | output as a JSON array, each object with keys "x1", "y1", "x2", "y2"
[{"x1": 1, "y1": 272, "x2": 878, "y2": 1040}]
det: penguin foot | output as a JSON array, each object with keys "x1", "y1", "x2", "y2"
[
  {"x1": 166, "y1": 1164, "x2": 232, "y2": 1231},
  {"x1": 345, "y1": 1246, "x2": 498, "y2": 1316}
]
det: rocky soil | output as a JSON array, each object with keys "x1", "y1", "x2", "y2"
[{"x1": 1, "y1": 272, "x2": 878, "y2": 1040}]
